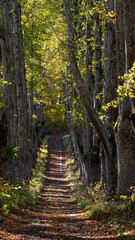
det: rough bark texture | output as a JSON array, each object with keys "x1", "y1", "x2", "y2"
[
  {"x1": 115, "y1": 0, "x2": 135, "y2": 194},
  {"x1": 12, "y1": 0, "x2": 31, "y2": 180},
  {"x1": 93, "y1": 9, "x2": 102, "y2": 147},
  {"x1": 64, "y1": 0, "x2": 135, "y2": 194},
  {"x1": 1, "y1": 0, "x2": 18, "y2": 179},
  {"x1": 82, "y1": 13, "x2": 100, "y2": 184},
  {"x1": 64, "y1": 78, "x2": 83, "y2": 178},
  {"x1": 64, "y1": 0, "x2": 114, "y2": 191},
  {"x1": 83, "y1": 19, "x2": 93, "y2": 160},
  {"x1": 0, "y1": 0, "x2": 45, "y2": 181},
  {"x1": 103, "y1": 0, "x2": 118, "y2": 191}
]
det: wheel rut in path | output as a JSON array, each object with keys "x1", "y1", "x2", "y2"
[{"x1": 0, "y1": 135, "x2": 122, "y2": 239}]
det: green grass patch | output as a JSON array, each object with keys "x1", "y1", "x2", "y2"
[{"x1": 0, "y1": 136, "x2": 49, "y2": 215}]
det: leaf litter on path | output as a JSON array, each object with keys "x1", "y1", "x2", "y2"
[{"x1": 0, "y1": 135, "x2": 135, "y2": 240}]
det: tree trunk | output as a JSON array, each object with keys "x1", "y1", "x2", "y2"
[
  {"x1": 93, "y1": 9, "x2": 102, "y2": 147},
  {"x1": 103, "y1": 0, "x2": 118, "y2": 191},
  {"x1": 115, "y1": 0, "x2": 135, "y2": 194},
  {"x1": 82, "y1": 8, "x2": 95, "y2": 183},
  {"x1": 0, "y1": 0, "x2": 32, "y2": 180},
  {"x1": 64, "y1": 77, "x2": 83, "y2": 177},
  {"x1": 12, "y1": 0, "x2": 31, "y2": 180},
  {"x1": 1, "y1": 0, "x2": 17, "y2": 179},
  {"x1": 63, "y1": 0, "x2": 114, "y2": 192}
]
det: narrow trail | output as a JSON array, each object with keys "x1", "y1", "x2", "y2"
[{"x1": 0, "y1": 135, "x2": 134, "y2": 239}]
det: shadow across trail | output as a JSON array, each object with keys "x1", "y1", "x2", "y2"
[{"x1": 0, "y1": 135, "x2": 134, "y2": 239}]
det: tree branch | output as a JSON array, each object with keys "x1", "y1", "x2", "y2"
[{"x1": 63, "y1": 0, "x2": 112, "y2": 163}]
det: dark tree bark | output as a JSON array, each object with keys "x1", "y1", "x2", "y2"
[
  {"x1": 93, "y1": 8, "x2": 102, "y2": 147},
  {"x1": 64, "y1": 76, "x2": 83, "y2": 178},
  {"x1": 115, "y1": 0, "x2": 135, "y2": 194},
  {"x1": 82, "y1": 3, "x2": 96, "y2": 184},
  {"x1": 0, "y1": 0, "x2": 31, "y2": 180},
  {"x1": 63, "y1": 0, "x2": 114, "y2": 192},
  {"x1": 103, "y1": 0, "x2": 118, "y2": 191}
]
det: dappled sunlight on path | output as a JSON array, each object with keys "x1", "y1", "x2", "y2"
[{"x1": 0, "y1": 135, "x2": 134, "y2": 239}]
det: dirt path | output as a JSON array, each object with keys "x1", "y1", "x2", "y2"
[{"x1": 0, "y1": 135, "x2": 134, "y2": 239}]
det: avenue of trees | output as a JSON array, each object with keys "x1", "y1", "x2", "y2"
[
  {"x1": 63, "y1": 0, "x2": 135, "y2": 195},
  {"x1": 0, "y1": 0, "x2": 67, "y2": 180},
  {"x1": 0, "y1": 0, "x2": 135, "y2": 195}
]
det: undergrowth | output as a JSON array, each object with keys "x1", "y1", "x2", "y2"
[
  {"x1": 0, "y1": 136, "x2": 49, "y2": 215},
  {"x1": 63, "y1": 135, "x2": 135, "y2": 219}
]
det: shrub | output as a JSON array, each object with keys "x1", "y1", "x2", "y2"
[{"x1": 0, "y1": 136, "x2": 49, "y2": 215}]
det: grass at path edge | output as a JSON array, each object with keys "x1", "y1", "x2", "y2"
[
  {"x1": 63, "y1": 134, "x2": 135, "y2": 239},
  {"x1": 0, "y1": 136, "x2": 49, "y2": 215}
]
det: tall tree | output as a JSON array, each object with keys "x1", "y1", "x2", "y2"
[
  {"x1": 115, "y1": 0, "x2": 135, "y2": 194},
  {"x1": 103, "y1": 0, "x2": 118, "y2": 191},
  {"x1": 0, "y1": 0, "x2": 31, "y2": 180},
  {"x1": 63, "y1": 0, "x2": 135, "y2": 194},
  {"x1": 63, "y1": 0, "x2": 115, "y2": 192}
]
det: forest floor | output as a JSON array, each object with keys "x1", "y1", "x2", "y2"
[{"x1": 0, "y1": 135, "x2": 135, "y2": 240}]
